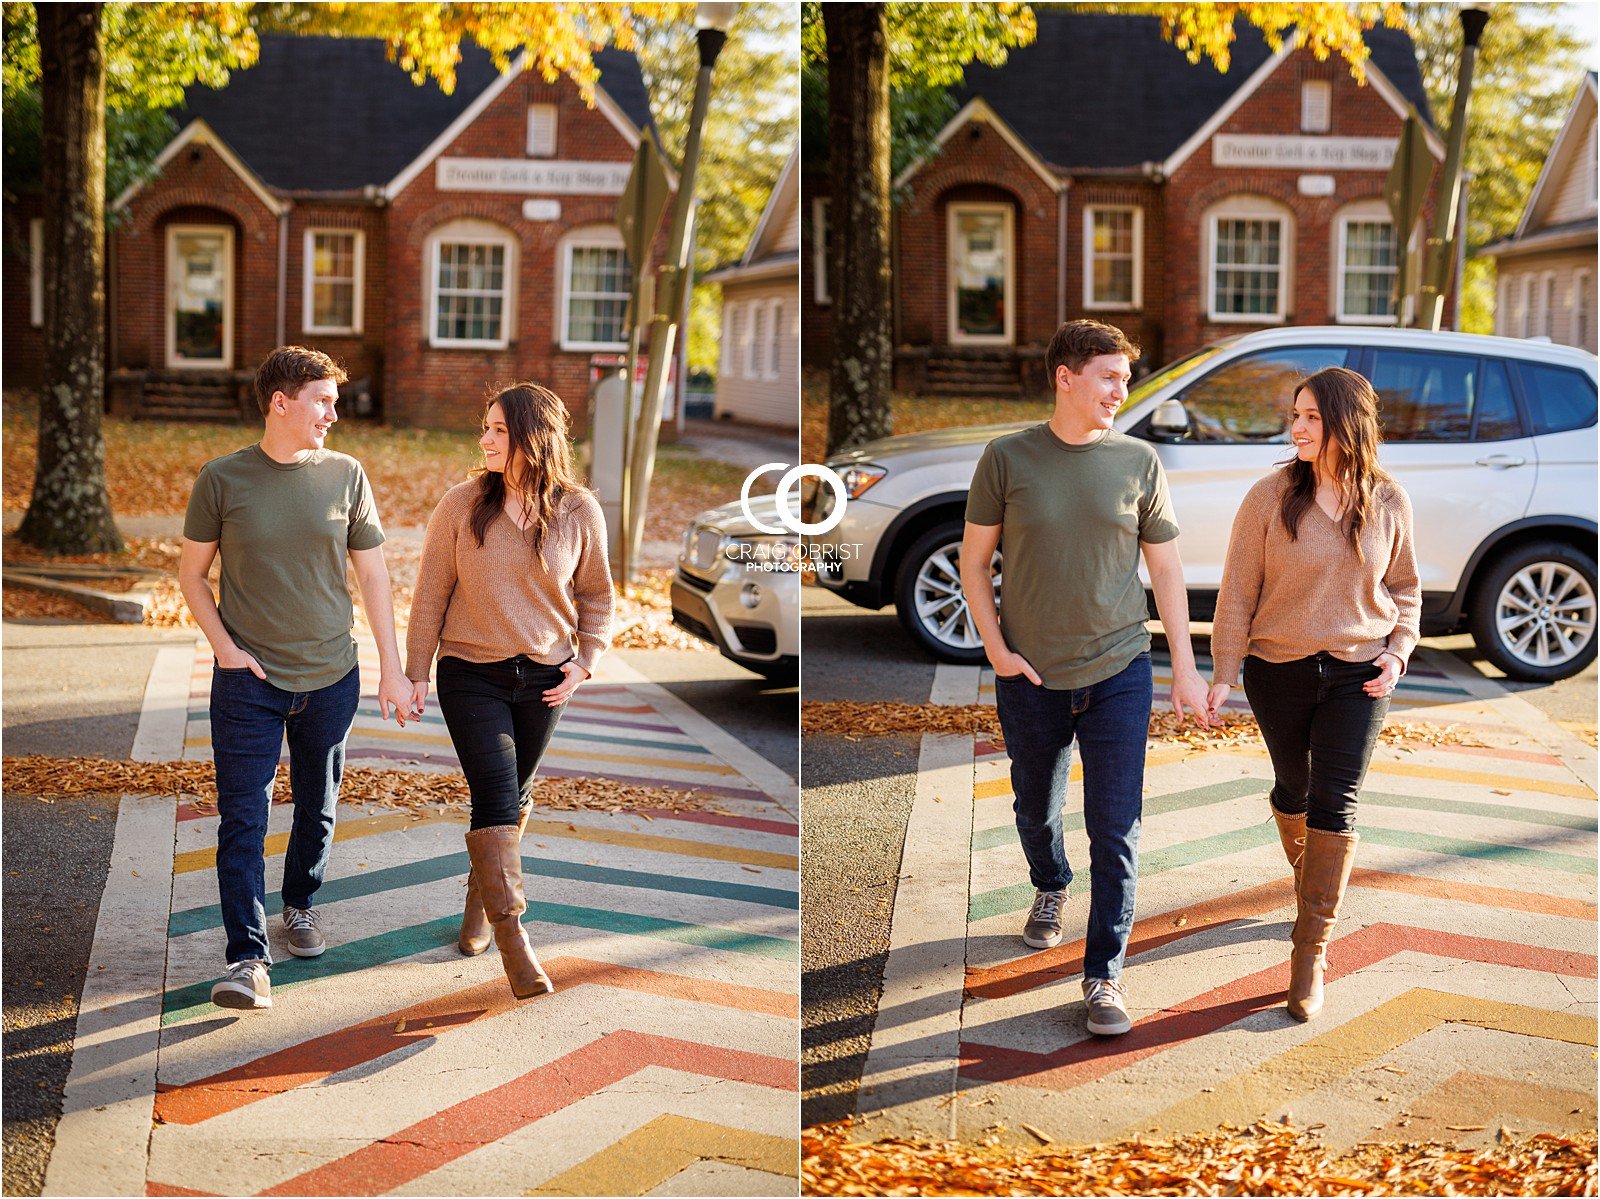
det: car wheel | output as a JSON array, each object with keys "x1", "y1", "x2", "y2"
[
  {"x1": 893, "y1": 521, "x2": 1000, "y2": 663},
  {"x1": 1467, "y1": 541, "x2": 1598, "y2": 682}
]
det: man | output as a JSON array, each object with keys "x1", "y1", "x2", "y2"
[
  {"x1": 960, "y1": 319, "x2": 1210, "y2": 1037},
  {"x1": 179, "y1": 346, "x2": 414, "y2": 1011}
]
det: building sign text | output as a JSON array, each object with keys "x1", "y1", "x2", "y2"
[
  {"x1": 1213, "y1": 135, "x2": 1398, "y2": 171},
  {"x1": 437, "y1": 158, "x2": 631, "y2": 195}
]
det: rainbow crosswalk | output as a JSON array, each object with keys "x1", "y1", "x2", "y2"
[
  {"x1": 42, "y1": 639, "x2": 798, "y2": 1197},
  {"x1": 858, "y1": 650, "x2": 1598, "y2": 1150}
]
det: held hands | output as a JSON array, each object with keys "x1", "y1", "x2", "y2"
[
  {"x1": 1365, "y1": 653, "x2": 1403, "y2": 698},
  {"x1": 1171, "y1": 669, "x2": 1214, "y2": 728},
  {"x1": 988, "y1": 649, "x2": 1042, "y2": 686},
  {"x1": 543, "y1": 660, "x2": 590, "y2": 707},
  {"x1": 377, "y1": 669, "x2": 416, "y2": 726},
  {"x1": 1205, "y1": 682, "x2": 1231, "y2": 722},
  {"x1": 408, "y1": 680, "x2": 430, "y2": 720},
  {"x1": 215, "y1": 646, "x2": 267, "y2": 680}
]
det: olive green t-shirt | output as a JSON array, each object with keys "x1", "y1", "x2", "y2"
[
  {"x1": 965, "y1": 425, "x2": 1179, "y2": 689},
  {"x1": 184, "y1": 446, "x2": 385, "y2": 692}
]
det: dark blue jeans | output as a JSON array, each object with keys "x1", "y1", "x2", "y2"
[
  {"x1": 1242, "y1": 653, "x2": 1389, "y2": 834},
  {"x1": 211, "y1": 664, "x2": 359, "y2": 964},
  {"x1": 434, "y1": 656, "x2": 568, "y2": 830},
  {"x1": 994, "y1": 653, "x2": 1152, "y2": 981}
]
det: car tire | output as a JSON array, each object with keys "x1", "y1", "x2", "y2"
[
  {"x1": 893, "y1": 520, "x2": 998, "y2": 664},
  {"x1": 1467, "y1": 540, "x2": 1598, "y2": 682}
]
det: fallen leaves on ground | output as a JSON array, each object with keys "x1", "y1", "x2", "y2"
[
  {"x1": 2, "y1": 587, "x2": 106, "y2": 622},
  {"x1": 0, "y1": 756, "x2": 722, "y2": 815},
  {"x1": 801, "y1": 1119, "x2": 1598, "y2": 1197},
  {"x1": 800, "y1": 702, "x2": 1486, "y2": 751},
  {"x1": 612, "y1": 568, "x2": 715, "y2": 652}
]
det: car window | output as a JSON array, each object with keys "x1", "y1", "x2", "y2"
[
  {"x1": 1369, "y1": 350, "x2": 1477, "y2": 442},
  {"x1": 1516, "y1": 362, "x2": 1597, "y2": 435},
  {"x1": 1473, "y1": 359, "x2": 1522, "y2": 441},
  {"x1": 1164, "y1": 347, "x2": 1349, "y2": 443}
]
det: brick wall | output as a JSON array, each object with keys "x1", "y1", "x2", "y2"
[
  {"x1": 3, "y1": 194, "x2": 46, "y2": 388},
  {"x1": 384, "y1": 73, "x2": 668, "y2": 434},
  {"x1": 285, "y1": 202, "x2": 387, "y2": 405}
]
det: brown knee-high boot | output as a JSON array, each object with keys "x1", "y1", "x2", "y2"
[
  {"x1": 458, "y1": 807, "x2": 533, "y2": 955},
  {"x1": 464, "y1": 824, "x2": 554, "y2": 998},
  {"x1": 1272, "y1": 809, "x2": 1307, "y2": 894},
  {"x1": 1287, "y1": 827, "x2": 1358, "y2": 1021}
]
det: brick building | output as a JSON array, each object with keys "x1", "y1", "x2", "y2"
[
  {"x1": 803, "y1": 14, "x2": 1449, "y2": 393},
  {"x1": 6, "y1": 36, "x2": 665, "y2": 432}
]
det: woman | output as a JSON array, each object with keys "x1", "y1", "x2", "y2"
[
  {"x1": 406, "y1": 383, "x2": 614, "y2": 998},
  {"x1": 1205, "y1": 366, "x2": 1419, "y2": 1022}
]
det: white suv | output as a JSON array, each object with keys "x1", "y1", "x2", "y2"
[{"x1": 808, "y1": 327, "x2": 1598, "y2": 682}]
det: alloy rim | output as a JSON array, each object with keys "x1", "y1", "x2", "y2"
[
  {"x1": 1495, "y1": 561, "x2": 1596, "y2": 668},
  {"x1": 914, "y1": 541, "x2": 1001, "y2": 651}
]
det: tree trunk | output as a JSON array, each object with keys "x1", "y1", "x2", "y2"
[
  {"x1": 17, "y1": 3, "x2": 122, "y2": 554},
  {"x1": 824, "y1": 3, "x2": 893, "y2": 456}
]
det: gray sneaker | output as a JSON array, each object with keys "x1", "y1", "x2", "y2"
[
  {"x1": 211, "y1": 959, "x2": 272, "y2": 1010},
  {"x1": 1083, "y1": 976, "x2": 1132, "y2": 1036},
  {"x1": 282, "y1": 905, "x2": 326, "y2": 958},
  {"x1": 1022, "y1": 888, "x2": 1068, "y2": 949}
]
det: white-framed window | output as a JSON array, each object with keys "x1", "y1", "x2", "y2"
[
  {"x1": 1574, "y1": 269, "x2": 1592, "y2": 349},
  {"x1": 1519, "y1": 274, "x2": 1533, "y2": 337},
  {"x1": 559, "y1": 227, "x2": 630, "y2": 351},
  {"x1": 1335, "y1": 208, "x2": 1398, "y2": 324},
  {"x1": 29, "y1": 218, "x2": 42, "y2": 327},
  {"x1": 948, "y1": 201, "x2": 1015, "y2": 344},
  {"x1": 302, "y1": 228, "x2": 364, "y2": 334},
  {"x1": 764, "y1": 298, "x2": 784, "y2": 380},
  {"x1": 1541, "y1": 272, "x2": 1557, "y2": 338},
  {"x1": 527, "y1": 104, "x2": 558, "y2": 158},
  {"x1": 811, "y1": 197, "x2": 831, "y2": 305},
  {"x1": 1205, "y1": 197, "x2": 1292, "y2": 323},
  {"x1": 427, "y1": 219, "x2": 515, "y2": 349},
  {"x1": 1530, "y1": 272, "x2": 1550, "y2": 339},
  {"x1": 1301, "y1": 81, "x2": 1332, "y2": 133},
  {"x1": 745, "y1": 300, "x2": 766, "y2": 377},
  {"x1": 721, "y1": 301, "x2": 741, "y2": 378},
  {"x1": 1083, "y1": 205, "x2": 1142, "y2": 310},
  {"x1": 1496, "y1": 273, "x2": 1509, "y2": 337}
]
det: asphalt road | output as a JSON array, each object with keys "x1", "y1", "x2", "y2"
[
  {"x1": 797, "y1": 583, "x2": 1598, "y2": 1128},
  {"x1": 0, "y1": 618, "x2": 794, "y2": 1196}
]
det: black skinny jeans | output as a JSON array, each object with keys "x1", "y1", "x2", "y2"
[
  {"x1": 1242, "y1": 653, "x2": 1389, "y2": 834},
  {"x1": 435, "y1": 655, "x2": 568, "y2": 830}
]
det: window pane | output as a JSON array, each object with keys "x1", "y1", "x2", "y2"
[
  {"x1": 1474, "y1": 360, "x2": 1522, "y2": 441},
  {"x1": 434, "y1": 241, "x2": 507, "y2": 342},
  {"x1": 312, "y1": 281, "x2": 354, "y2": 328},
  {"x1": 1169, "y1": 348, "x2": 1347, "y2": 443},
  {"x1": 1213, "y1": 219, "x2": 1282, "y2": 314},
  {"x1": 1518, "y1": 362, "x2": 1596, "y2": 435},
  {"x1": 1370, "y1": 350, "x2": 1476, "y2": 442}
]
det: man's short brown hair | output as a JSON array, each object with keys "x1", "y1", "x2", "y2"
[
  {"x1": 1046, "y1": 319, "x2": 1141, "y2": 382},
  {"x1": 254, "y1": 346, "x2": 348, "y2": 415}
]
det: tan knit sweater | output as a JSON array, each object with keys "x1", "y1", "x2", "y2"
[
  {"x1": 1209, "y1": 468, "x2": 1420, "y2": 687},
  {"x1": 405, "y1": 481, "x2": 614, "y2": 681}
]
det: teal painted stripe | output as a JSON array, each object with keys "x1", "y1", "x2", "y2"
[
  {"x1": 971, "y1": 779, "x2": 1593, "y2": 854},
  {"x1": 167, "y1": 853, "x2": 795, "y2": 938},
  {"x1": 350, "y1": 708, "x2": 711, "y2": 755},
  {"x1": 163, "y1": 905, "x2": 793, "y2": 1024},
  {"x1": 1359, "y1": 826, "x2": 1594, "y2": 874}
]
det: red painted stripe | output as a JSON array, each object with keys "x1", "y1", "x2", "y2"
[
  {"x1": 153, "y1": 960, "x2": 797, "y2": 1127},
  {"x1": 1436, "y1": 743, "x2": 1566, "y2": 767},
  {"x1": 648, "y1": 809, "x2": 797, "y2": 837},
  {"x1": 960, "y1": 923, "x2": 1595, "y2": 1088},
  {"x1": 259, "y1": 1031, "x2": 796, "y2": 1195},
  {"x1": 146, "y1": 1184, "x2": 219, "y2": 1197}
]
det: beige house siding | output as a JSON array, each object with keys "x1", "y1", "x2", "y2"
[
  {"x1": 771, "y1": 192, "x2": 800, "y2": 254},
  {"x1": 1494, "y1": 251, "x2": 1597, "y2": 353},
  {"x1": 1545, "y1": 104, "x2": 1596, "y2": 227},
  {"x1": 715, "y1": 278, "x2": 799, "y2": 427}
]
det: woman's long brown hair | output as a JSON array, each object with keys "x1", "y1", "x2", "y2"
[
  {"x1": 468, "y1": 382, "x2": 587, "y2": 560},
  {"x1": 1279, "y1": 366, "x2": 1391, "y2": 562}
]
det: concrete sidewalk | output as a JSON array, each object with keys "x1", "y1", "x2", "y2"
[
  {"x1": 39, "y1": 637, "x2": 798, "y2": 1197},
  {"x1": 853, "y1": 648, "x2": 1597, "y2": 1152}
]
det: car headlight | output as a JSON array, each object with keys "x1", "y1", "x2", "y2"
[
  {"x1": 805, "y1": 463, "x2": 887, "y2": 523},
  {"x1": 723, "y1": 535, "x2": 801, "y2": 569}
]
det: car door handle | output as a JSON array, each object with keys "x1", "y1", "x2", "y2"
[{"x1": 1474, "y1": 454, "x2": 1526, "y2": 468}]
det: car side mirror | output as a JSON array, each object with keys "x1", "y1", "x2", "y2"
[{"x1": 1151, "y1": 399, "x2": 1191, "y2": 438}]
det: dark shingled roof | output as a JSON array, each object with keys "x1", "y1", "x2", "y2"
[
  {"x1": 950, "y1": 13, "x2": 1433, "y2": 172},
  {"x1": 176, "y1": 36, "x2": 653, "y2": 193}
]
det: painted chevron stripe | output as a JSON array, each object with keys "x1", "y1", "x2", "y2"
[
  {"x1": 966, "y1": 869, "x2": 1597, "y2": 1001},
  {"x1": 173, "y1": 810, "x2": 797, "y2": 875},
  {"x1": 162, "y1": 904, "x2": 797, "y2": 1025},
  {"x1": 1149, "y1": 989, "x2": 1597, "y2": 1133},
  {"x1": 1372, "y1": 1070, "x2": 1597, "y2": 1140},
  {"x1": 248, "y1": 1031, "x2": 796, "y2": 1196},
  {"x1": 333, "y1": 751, "x2": 773, "y2": 801},
  {"x1": 969, "y1": 817, "x2": 1594, "y2": 922},
  {"x1": 960, "y1": 924, "x2": 1595, "y2": 1087},
  {"x1": 153, "y1": 960, "x2": 797, "y2": 1127},
  {"x1": 167, "y1": 852, "x2": 797, "y2": 938},
  {"x1": 528, "y1": 1113, "x2": 797, "y2": 1195}
]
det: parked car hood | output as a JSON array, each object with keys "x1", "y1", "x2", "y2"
[
  {"x1": 828, "y1": 421, "x2": 1036, "y2": 465},
  {"x1": 692, "y1": 494, "x2": 788, "y2": 537}
]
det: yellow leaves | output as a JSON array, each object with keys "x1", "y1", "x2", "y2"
[{"x1": 1137, "y1": 2, "x2": 1408, "y2": 81}]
